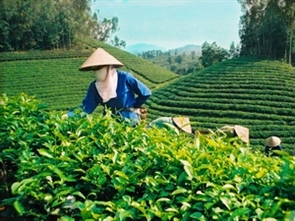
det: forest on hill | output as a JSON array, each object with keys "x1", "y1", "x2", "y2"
[
  {"x1": 238, "y1": 0, "x2": 295, "y2": 65},
  {"x1": 0, "y1": 0, "x2": 125, "y2": 52}
]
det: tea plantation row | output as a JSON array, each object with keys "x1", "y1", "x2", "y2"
[
  {"x1": 0, "y1": 42, "x2": 178, "y2": 111},
  {"x1": 146, "y1": 57, "x2": 295, "y2": 153}
]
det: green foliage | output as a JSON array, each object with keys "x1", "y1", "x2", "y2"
[
  {"x1": 1, "y1": 93, "x2": 295, "y2": 220},
  {"x1": 0, "y1": 0, "x2": 120, "y2": 51},
  {"x1": 238, "y1": 0, "x2": 295, "y2": 64}
]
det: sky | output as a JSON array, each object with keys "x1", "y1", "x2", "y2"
[{"x1": 91, "y1": 0, "x2": 243, "y2": 50}]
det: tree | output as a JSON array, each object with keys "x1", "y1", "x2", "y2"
[
  {"x1": 278, "y1": 0, "x2": 295, "y2": 64},
  {"x1": 90, "y1": 13, "x2": 120, "y2": 42},
  {"x1": 229, "y1": 42, "x2": 240, "y2": 58},
  {"x1": 170, "y1": 65, "x2": 177, "y2": 72},
  {"x1": 200, "y1": 41, "x2": 229, "y2": 67},
  {"x1": 167, "y1": 56, "x2": 172, "y2": 65},
  {"x1": 0, "y1": 0, "x2": 123, "y2": 51},
  {"x1": 111, "y1": 36, "x2": 126, "y2": 49},
  {"x1": 237, "y1": 0, "x2": 295, "y2": 64},
  {"x1": 191, "y1": 51, "x2": 196, "y2": 60},
  {"x1": 175, "y1": 55, "x2": 183, "y2": 64}
]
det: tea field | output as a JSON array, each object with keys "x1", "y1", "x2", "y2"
[
  {"x1": 1, "y1": 44, "x2": 295, "y2": 220},
  {"x1": 1, "y1": 45, "x2": 295, "y2": 153},
  {"x1": 0, "y1": 41, "x2": 179, "y2": 110},
  {"x1": 146, "y1": 57, "x2": 295, "y2": 153}
]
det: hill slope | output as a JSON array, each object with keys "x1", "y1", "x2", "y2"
[
  {"x1": 0, "y1": 41, "x2": 179, "y2": 110},
  {"x1": 146, "y1": 57, "x2": 295, "y2": 153}
]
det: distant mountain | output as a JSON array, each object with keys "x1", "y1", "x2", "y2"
[
  {"x1": 125, "y1": 43, "x2": 166, "y2": 54},
  {"x1": 125, "y1": 43, "x2": 202, "y2": 56},
  {"x1": 168, "y1": 44, "x2": 202, "y2": 56}
]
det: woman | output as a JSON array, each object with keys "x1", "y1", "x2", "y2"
[
  {"x1": 264, "y1": 136, "x2": 282, "y2": 157},
  {"x1": 218, "y1": 125, "x2": 249, "y2": 144},
  {"x1": 148, "y1": 116, "x2": 192, "y2": 135},
  {"x1": 67, "y1": 48, "x2": 152, "y2": 126}
]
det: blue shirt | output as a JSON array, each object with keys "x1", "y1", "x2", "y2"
[
  {"x1": 70, "y1": 70, "x2": 151, "y2": 125},
  {"x1": 148, "y1": 117, "x2": 180, "y2": 135}
]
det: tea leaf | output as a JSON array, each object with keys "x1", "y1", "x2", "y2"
[
  {"x1": 256, "y1": 169, "x2": 267, "y2": 179},
  {"x1": 122, "y1": 195, "x2": 132, "y2": 205},
  {"x1": 114, "y1": 171, "x2": 129, "y2": 181},
  {"x1": 11, "y1": 178, "x2": 35, "y2": 194},
  {"x1": 220, "y1": 196, "x2": 231, "y2": 210},
  {"x1": 172, "y1": 188, "x2": 188, "y2": 195},
  {"x1": 37, "y1": 148, "x2": 54, "y2": 158},
  {"x1": 13, "y1": 200, "x2": 25, "y2": 214},
  {"x1": 131, "y1": 201, "x2": 147, "y2": 214},
  {"x1": 165, "y1": 207, "x2": 178, "y2": 213},
  {"x1": 190, "y1": 212, "x2": 205, "y2": 220},
  {"x1": 180, "y1": 160, "x2": 193, "y2": 180},
  {"x1": 222, "y1": 184, "x2": 236, "y2": 191},
  {"x1": 59, "y1": 216, "x2": 75, "y2": 221},
  {"x1": 116, "y1": 209, "x2": 132, "y2": 220},
  {"x1": 47, "y1": 165, "x2": 67, "y2": 183}
]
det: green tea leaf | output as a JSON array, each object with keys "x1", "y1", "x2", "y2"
[
  {"x1": 114, "y1": 171, "x2": 129, "y2": 180},
  {"x1": 190, "y1": 212, "x2": 205, "y2": 220},
  {"x1": 59, "y1": 216, "x2": 75, "y2": 221},
  {"x1": 222, "y1": 184, "x2": 236, "y2": 191},
  {"x1": 37, "y1": 148, "x2": 54, "y2": 158},
  {"x1": 13, "y1": 200, "x2": 25, "y2": 214},
  {"x1": 11, "y1": 178, "x2": 35, "y2": 194},
  {"x1": 220, "y1": 196, "x2": 231, "y2": 210},
  {"x1": 11, "y1": 182, "x2": 22, "y2": 194},
  {"x1": 165, "y1": 207, "x2": 178, "y2": 213},
  {"x1": 131, "y1": 201, "x2": 146, "y2": 215},
  {"x1": 180, "y1": 160, "x2": 193, "y2": 180},
  {"x1": 171, "y1": 188, "x2": 188, "y2": 195},
  {"x1": 256, "y1": 169, "x2": 267, "y2": 179}
]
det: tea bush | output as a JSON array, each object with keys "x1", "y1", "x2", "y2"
[{"x1": 1, "y1": 93, "x2": 295, "y2": 221}]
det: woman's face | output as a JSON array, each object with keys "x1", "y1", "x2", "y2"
[{"x1": 95, "y1": 66, "x2": 108, "y2": 82}]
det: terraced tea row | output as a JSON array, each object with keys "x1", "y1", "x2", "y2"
[
  {"x1": 146, "y1": 58, "x2": 295, "y2": 153},
  {"x1": 1, "y1": 42, "x2": 178, "y2": 110}
]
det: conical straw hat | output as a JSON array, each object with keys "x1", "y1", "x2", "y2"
[
  {"x1": 172, "y1": 117, "x2": 192, "y2": 134},
  {"x1": 218, "y1": 125, "x2": 249, "y2": 143},
  {"x1": 79, "y1": 48, "x2": 124, "y2": 71},
  {"x1": 234, "y1": 125, "x2": 249, "y2": 143},
  {"x1": 265, "y1": 136, "x2": 281, "y2": 147},
  {"x1": 219, "y1": 125, "x2": 235, "y2": 136}
]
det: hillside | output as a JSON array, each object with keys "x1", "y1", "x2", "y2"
[
  {"x1": 0, "y1": 41, "x2": 179, "y2": 110},
  {"x1": 137, "y1": 44, "x2": 203, "y2": 75},
  {"x1": 145, "y1": 57, "x2": 295, "y2": 153}
]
